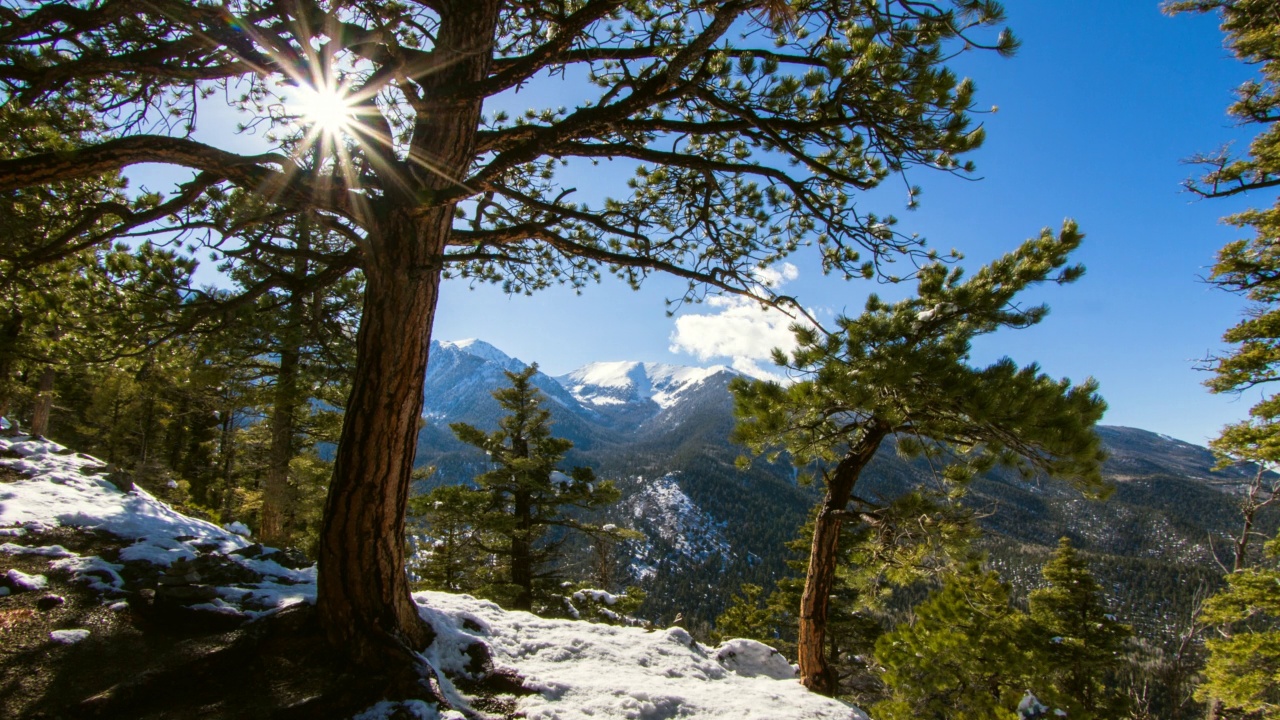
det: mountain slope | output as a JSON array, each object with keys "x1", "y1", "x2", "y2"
[{"x1": 416, "y1": 340, "x2": 1276, "y2": 634}]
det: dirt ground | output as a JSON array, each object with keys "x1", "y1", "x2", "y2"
[{"x1": 0, "y1": 526, "x2": 352, "y2": 719}]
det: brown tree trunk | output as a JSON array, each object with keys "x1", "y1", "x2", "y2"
[
  {"x1": 314, "y1": 0, "x2": 499, "y2": 686},
  {"x1": 512, "y1": 490, "x2": 534, "y2": 611},
  {"x1": 0, "y1": 309, "x2": 22, "y2": 424},
  {"x1": 797, "y1": 426, "x2": 887, "y2": 696},
  {"x1": 315, "y1": 208, "x2": 444, "y2": 667},
  {"x1": 29, "y1": 366, "x2": 55, "y2": 438},
  {"x1": 259, "y1": 219, "x2": 309, "y2": 548},
  {"x1": 259, "y1": 342, "x2": 299, "y2": 547}
]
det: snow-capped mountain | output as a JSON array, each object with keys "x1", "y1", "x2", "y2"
[
  {"x1": 417, "y1": 338, "x2": 1278, "y2": 634},
  {"x1": 558, "y1": 361, "x2": 730, "y2": 411}
]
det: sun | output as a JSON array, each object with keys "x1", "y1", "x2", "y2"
[{"x1": 290, "y1": 82, "x2": 355, "y2": 136}]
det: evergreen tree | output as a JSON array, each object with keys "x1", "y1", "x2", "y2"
[
  {"x1": 1026, "y1": 538, "x2": 1132, "y2": 719},
  {"x1": 1196, "y1": 530, "x2": 1280, "y2": 716},
  {"x1": 439, "y1": 365, "x2": 627, "y2": 612},
  {"x1": 0, "y1": 0, "x2": 1023, "y2": 678},
  {"x1": 732, "y1": 228, "x2": 1108, "y2": 693},
  {"x1": 1166, "y1": 3, "x2": 1280, "y2": 716},
  {"x1": 873, "y1": 565, "x2": 1030, "y2": 720},
  {"x1": 407, "y1": 483, "x2": 491, "y2": 594}
]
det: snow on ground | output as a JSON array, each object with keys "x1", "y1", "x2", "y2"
[
  {"x1": 0, "y1": 434, "x2": 314, "y2": 614},
  {"x1": 0, "y1": 432, "x2": 865, "y2": 720},
  {"x1": 419, "y1": 591, "x2": 866, "y2": 720}
]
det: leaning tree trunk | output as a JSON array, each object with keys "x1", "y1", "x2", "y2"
[
  {"x1": 314, "y1": 0, "x2": 500, "y2": 681},
  {"x1": 797, "y1": 427, "x2": 887, "y2": 696}
]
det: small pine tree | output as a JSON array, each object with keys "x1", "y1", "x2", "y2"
[
  {"x1": 406, "y1": 483, "x2": 490, "y2": 593},
  {"x1": 873, "y1": 565, "x2": 1030, "y2": 720},
  {"x1": 714, "y1": 584, "x2": 781, "y2": 645},
  {"x1": 438, "y1": 365, "x2": 628, "y2": 612},
  {"x1": 1026, "y1": 537, "x2": 1132, "y2": 719}
]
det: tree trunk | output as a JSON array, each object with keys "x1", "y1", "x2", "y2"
[
  {"x1": 512, "y1": 489, "x2": 534, "y2": 611},
  {"x1": 314, "y1": 0, "x2": 498, "y2": 684},
  {"x1": 0, "y1": 309, "x2": 22, "y2": 423},
  {"x1": 28, "y1": 366, "x2": 55, "y2": 438},
  {"x1": 315, "y1": 208, "x2": 444, "y2": 666},
  {"x1": 259, "y1": 341, "x2": 299, "y2": 547},
  {"x1": 797, "y1": 426, "x2": 887, "y2": 696},
  {"x1": 260, "y1": 219, "x2": 309, "y2": 548}
]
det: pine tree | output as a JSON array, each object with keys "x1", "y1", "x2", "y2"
[
  {"x1": 873, "y1": 565, "x2": 1030, "y2": 720},
  {"x1": 407, "y1": 483, "x2": 491, "y2": 594},
  {"x1": 0, "y1": 1, "x2": 1023, "y2": 679},
  {"x1": 1165, "y1": 4, "x2": 1280, "y2": 716},
  {"x1": 1026, "y1": 538, "x2": 1132, "y2": 719},
  {"x1": 439, "y1": 365, "x2": 627, "y2": 612},
  {"x1": 1195, "y1": 530, "x2": 1280, "y2": 716},
  {"x1": 732, "y1": 228, "x2": 1108, "y2": 693}
]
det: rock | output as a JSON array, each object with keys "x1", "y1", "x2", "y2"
[
  {"x1": 266, "y1": 547, "x2": 311, "y2": 570},
  {"x1": 230, "y1": 543, "x2": 266, "y2": 558},
  {"x1": 36, "y1": 594, "x2": 65, "y2": 611},
  {"x1": 155, "y1": 584, "x2": 219, "y2": 605},
  {"x1": 50, "y1": 628, "x2": 90, "y2": 644}
]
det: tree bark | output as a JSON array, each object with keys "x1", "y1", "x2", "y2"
[
  {"x1": 797, "y1": 426, "x2": 888, "y2": 696},
  {"x1": 0, "y1": 309, "x2": 22, "y2": 423},
  {"x1": 512, "y1": 489, "x2": 534, "y2": 611},
  {"x1": 313, "y1": 0, "x2": 498, "y2": 684},
  {"x1": 28, "y1": 366, "x2": 55, "y2": 438},
  {"x1": 259, "y1": 340, "x2": 299, "y2": 547},
  {"x1": 315, "y1": 207, "x2": 445, "y2": 666},
  {"x1": 259, "y1": 218, "x2": 310, "y2": 548}
]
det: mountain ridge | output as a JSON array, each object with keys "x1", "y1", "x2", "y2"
[{"x1": 416, "y1": 338, "x2": 1275, "y2": 634}]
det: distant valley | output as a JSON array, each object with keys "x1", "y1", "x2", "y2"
[{"x1": 416, "y1": 339, "x2": 1275, "y2": 635}]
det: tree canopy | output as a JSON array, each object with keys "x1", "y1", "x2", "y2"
[
  {"x1": 732, "y1": 224, "x2": 1107, "y2": 693},
  {"x1": 0, "y1": 0, "x2": 1025, "y2": 698}
]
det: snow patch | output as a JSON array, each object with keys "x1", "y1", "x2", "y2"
[
  {"x1": 50, "y1": 629, "x2": 90, "y2": 644},
  {"x1": 6, "y1": 568, "x2": 48, "y2": 590}
]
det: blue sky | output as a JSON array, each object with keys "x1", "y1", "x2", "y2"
[
  {"x1": 429, "y1": 1, "x2": 1265, "y2": 445},
  {"x1": 130, "y1": 2, "x2": 1264, "y2": 446}
]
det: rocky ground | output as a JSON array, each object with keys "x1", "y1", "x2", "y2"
[{"x1": 0, "y1": 433, "x2": 865, "y2": 720}]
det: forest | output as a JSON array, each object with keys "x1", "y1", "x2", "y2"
[{"x1": 1, "y1": 0, "x2": 1279, "y2": 718}]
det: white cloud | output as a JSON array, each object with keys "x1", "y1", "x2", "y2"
[{"x1": 668, "y1": 264, "x2": 812, "y2": 382}]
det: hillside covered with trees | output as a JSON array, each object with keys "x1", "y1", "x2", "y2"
[{"x1": 1, "y1": 0, "x2": 1279, "y2": 718}]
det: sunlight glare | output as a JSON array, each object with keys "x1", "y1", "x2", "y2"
[{"x1": 291, "y1": 83, "x2": 355, "y2": 136}]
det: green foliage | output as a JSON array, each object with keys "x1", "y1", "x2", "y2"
[
  {"x1": 407, "y1": 483, "x2": 492, "y2": 594},
  {"x1": 733, "y1": 222, "x2": 1106, "y2": 492},
  {"x1": 562, "y1": 584, "x2": 648, "y2": 626},
  {"x1": 1166, "y1": 3, "x2": 1280, "y2": 714},
  {"x1": 873, "y1": 566, "x2": 1029, "y2": 720},
  {"x1": 714, "y1": 584, "x2": 779, "y2": 645},
  {"x1": 1197, "y1": 532, "x2": 1280, "y2": 715},
  {"x1": 414, "y1": 366, "x2": 629, "y2": 612},
  {"x1": 1026, "y1": 538, "x2": 1133, "y2": 719}
]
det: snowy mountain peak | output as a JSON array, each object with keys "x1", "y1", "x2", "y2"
[
  {"x1": 435, "y1": 338, "x2": 526, "y2": 372},
  {"x1": 559, "y1": 361, "x2": 730, "y2": 409}
]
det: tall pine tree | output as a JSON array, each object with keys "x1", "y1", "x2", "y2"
[{"x1": 1026, "y1": 538, "x2": 1132, "y2": 719}]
